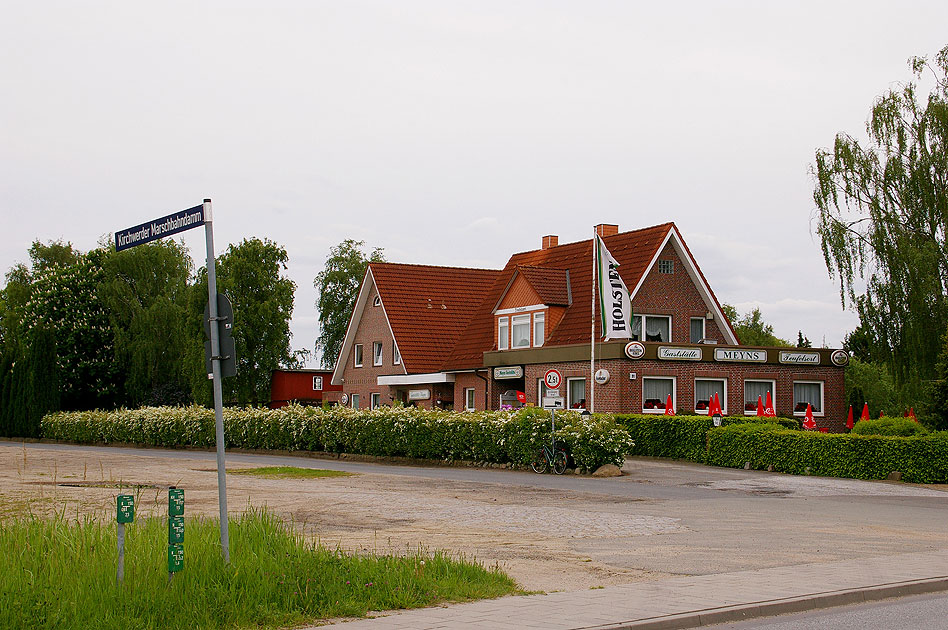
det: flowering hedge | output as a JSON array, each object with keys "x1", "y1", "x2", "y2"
[{"x1": 40, "y1": 405, "x2": 634, "y2": 470}]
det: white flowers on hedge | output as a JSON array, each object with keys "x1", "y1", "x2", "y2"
[{"x1": 41, "y1": 405, "x2": 634, "y2": 470}]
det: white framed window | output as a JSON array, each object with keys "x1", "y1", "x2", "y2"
[
  {"x1": 393, "y1": 343, "x2": 401, "y2": 365},
  {"x1": 632, "y1": 315, "x2": 672, "y2": 343},
  {"x1": 353, "y1": 344, "x2": 363, "y2": 367},
  {"x1": 743, "y1": 379, "x2": 775, "y2": 415},
  {"x1": 537, "y1": 379, "x2": 556, "y2": 404},
  {"x1": 373, "y1": 295, "x2": 381, "y2": 307},
  {"x1": 373, "y1": 341, "x2": 383, "y2": 366},
  {"x1": 511, "y1": 314, "x2": 531, "y2": 348},
  {"x1": 658, "y1": 259, "x2": 675, "y2": 274},
  {"x1": 793, "y1": 381, "x2": 824, "y2": 415},
  {"x1": 690, "y1": 318, "x2": 705, "y2": 344},
  {"x1": 370, "y1": 392, "x2": 381, "y2": 409},
  {"x1": 312, "y1": 376, "x2": 323, "y2": 391},
  {"x1": 694, "y1": 378, "x2": 726, "y2": 414},
  {"x1": 567, "y1": 377, "x2": 586, "y2": 410},
  {"x1": 498, "y1": 317, "x2": 509, "y2": 350},
  {"x1": 465, "y1": 387, "x2": 476, "y2": 411},
  {"x1": 351, "y1": 393, "x2": 360, "y2": 409},
  {"x1": 643, "y1": 376, "x2": 676, "y2": 413},
  {"x1": 533, "y1": 312, "x2": 545, "y2": 347}
]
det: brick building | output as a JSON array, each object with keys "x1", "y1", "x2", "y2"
[{"x1": 330, "y1": 223, "x2": 849, "y2": 430}]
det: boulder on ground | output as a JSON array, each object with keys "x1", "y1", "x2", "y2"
[{"x1": 592, "y1": 464, "x2": 622, "y2": 478}]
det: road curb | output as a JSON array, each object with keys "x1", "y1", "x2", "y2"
[{"x1": 588, "y1": 576, "x2": 948, "y2": 630}]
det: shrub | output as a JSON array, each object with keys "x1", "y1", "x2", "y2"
[
  {"x1": 40, "y1": 405, "x2": 634, "y2": 471},
  {"x1": 851, "y1": 416, "x2": 929, "y2": 437},
  {"x1": 614, "y1": 414, "x2": 798, "y2": 462},
  {"x1": 706, "y1": 424, "x2": 948, "y2": 483}
]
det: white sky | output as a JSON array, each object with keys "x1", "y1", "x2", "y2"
[{"x1": 3, "y1": 2, "x2": 947, "y2": 364}]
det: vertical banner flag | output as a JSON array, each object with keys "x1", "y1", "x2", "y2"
[{"x1": 596, "y1": 235, "x2": 633, "y2": 340}]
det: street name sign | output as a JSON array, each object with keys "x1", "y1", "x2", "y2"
[{"x1": 115, "y1": 205, "x2": 205, "y2": 251}]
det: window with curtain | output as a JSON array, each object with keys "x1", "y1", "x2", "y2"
[
  {"x1": 644, "y1": 316, "x2": 671, "y2": 342},
  {"x1": 533, "y1": 312, "x2": 545, "y2": 347},
  {"x1": 743, "y1": 380, "x2": 774, "y2": 413},
  {"x1": 371, "y1": 393, "x2": 381, "y2": 409},
  {"x1": 690, "y1": 318, "x2": 705, "y2": 343},
  {"x1": 643, "y1": 377, "x2": 674, "y2": 412},
  {"x1": 512, "y1": 314, "x2": 531, "y2": 348},
  {"x1": 793, "y1": 382, "x2": 822, "y2": 414},
  {"x1": 568, "y1": 378, "x2": 586, "y2": 409},
  {"x1": 498, "y1": 317, "x2": 509, "y2": 350},
  {"x1": 694, "y1": 378, "x2": 725, "y2": 414},
  {"x1": 631, "y1": 315, "x2": 642, "y2": 341}
]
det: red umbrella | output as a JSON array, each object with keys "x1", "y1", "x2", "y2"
[
  {"x1": 846, "y1": 406, "x2": 854, "y2": 430},
  {"x1": 711, "y1": 393, "x2": 722, "y2": 416},
  {"x1": 664, "y1": 394, "x2": 675, "y2": 416},
  {"x1": 860, "y1": 403, "x2": 870, "y2": 421},
  {"x1": 802, "y1": 404, "x2": 816, "y2": 430},
  {"x1": 909, "y1": 407, "x2": 918, "y2": 423},
  {"x1": 756, "y1": 395, "x2": 765, "y2": 416},
  {"x1": 516, "y1": 391, "x2": 526, "y2": 404},
  {"x1": 879, "y1": 411, "x2": 885, "y2": 419},
  {"x1": 764, "y1": 391, "x2": 776, "y2": 418}
]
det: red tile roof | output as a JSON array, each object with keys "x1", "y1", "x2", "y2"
[
  {"x1": 445, "y1": 223, "x2": 675, "y2": 369},
  {"x1": 515, "y1": 266, "x2": 571, "y2": 306},
  {"x1": 370, "y1": 262, "x2": 501, "y2": 374}
]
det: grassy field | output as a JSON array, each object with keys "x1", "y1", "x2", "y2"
[
  {"x1": 0, "y1": 509, "x2": 518, "y2": 630},
  {"x1": 229, "y1": 465, "x2": 354, "y2": 479}
]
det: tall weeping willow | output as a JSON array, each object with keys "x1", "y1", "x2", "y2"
[{"x1": 812, "y1": 45, "x2": 948, "y2": 388}]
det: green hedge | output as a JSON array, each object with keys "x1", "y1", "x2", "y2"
[
  {"x1": 614, "y1": 414, "x2": 799, "y2": 462},
  {"x1": 706, "y1": 424, "x2": 948, "y2": 483},
  {"x1": 40, "y1": 405, "x2": 634, "y2": 470},
  {"x1": 851, "y1": 416, "x2": 929, "y2": 437}
]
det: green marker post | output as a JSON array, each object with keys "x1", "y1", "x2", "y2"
[
  {"x1": 168, "y1": 487, "x2": 184, "y2": 581},
  {"x1": 116, "y1": 494, "x2": 134, "y2": 584}
]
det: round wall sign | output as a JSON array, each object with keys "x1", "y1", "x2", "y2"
[
  {"x1": 594, "y1": 368, "x2": 610, "y2": 385},
  {"x1": 340, "y1": 393, "x2": 349, "y2": 405},
  {"x1": 831, "y1": 349, "x2": 850, "y2": 366},
  {"x1": 624, "y1": 341, "x2": 645, "y2": 359}
]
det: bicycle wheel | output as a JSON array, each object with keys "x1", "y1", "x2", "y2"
[
  {"x1": 531, "y1": 448, "x2": 548, "y2": 474},
  {"x1": 552, "y1": 450, "x2": 568, "y2": 475}
]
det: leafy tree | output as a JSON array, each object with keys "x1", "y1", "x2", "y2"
[
  {"x1": 98, "y1": 240, "x2": 193, "y2": 406},
  {"x1": 20, "y1": 249, "x2": 122, "y2": 410},
  {"x1": 812, "y1": 45, "x2": 948, "y2": 388},
  {"x1": 314, "y1": 239, "x2": 385, "y2": 368},
  {"x1": 796, "y1": 331, "x2": 812, "y2": 348},
  {"x1": 931, "y1": 326, "x2": 948, "y2": 431},
  {"x1": 845, "y1": 357, "x2": 905, "y2": 420},
  {"x1": 721, "y1": 304, "x2": 792, "y2": 347},
  {"x1": 191, "y1": 238, "x2": 298, "y2": 405}
]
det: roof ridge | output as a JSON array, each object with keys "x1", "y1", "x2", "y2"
[
  {"x1": 371, "y1": 261, "x2": 499, "y2": 273},
  {"x1": 508, "y1": 222, "x2": 675, "y2": 257}
]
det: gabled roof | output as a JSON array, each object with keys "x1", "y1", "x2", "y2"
[
  {"x1": 370, "y1": 262, "x2": 500, "y2": 374},
  {"x1": 445, "y1": 222, "x2": 737, "y2": 370},
  {"x1": 514, "y1": 266, "x2": 571, "y2": 307}
]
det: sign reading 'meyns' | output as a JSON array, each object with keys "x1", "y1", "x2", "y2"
[{"x1": 115, "y1": 205, "x2": 205, "y2": 251}]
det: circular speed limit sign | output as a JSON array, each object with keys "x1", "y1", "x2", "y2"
[{"x1": 543, "y1": 369, "x2": 562, "y2": 390}]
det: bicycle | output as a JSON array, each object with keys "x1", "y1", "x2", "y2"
[{"x1": 531, "y1": 443, "x2": 568, "y2": 474}]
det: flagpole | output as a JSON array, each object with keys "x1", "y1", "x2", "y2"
[{"x1": 590, "y1": 227, "x2": 596, "y2": 413}]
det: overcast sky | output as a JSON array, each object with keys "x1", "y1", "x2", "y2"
[{"x1": 3, "y1": 2, "x2": 947, "y2": 365}]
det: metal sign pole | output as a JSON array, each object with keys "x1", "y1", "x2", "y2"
[{"x1": 203, "y1": 198, "x2": 230, "y2": 564}]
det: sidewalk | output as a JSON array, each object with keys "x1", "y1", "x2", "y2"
[{"x1": 310, "y1": 548, "x2": 948, "y2": 629}]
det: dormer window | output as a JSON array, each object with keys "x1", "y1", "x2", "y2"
[
  {"x1": 511, "y1": 314, "x2": 531, "y2": 348},
  {"x1": 498, "y1": 317, "x2": 509, "y2": 350},
  {"x1": 533, "y1": 312, "x2": 545, "y2": 347}
]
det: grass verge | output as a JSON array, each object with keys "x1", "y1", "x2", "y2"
[
  {"x1": 229, "y1": 466, "x2": 353, "y2": 479},
  {"x1": 0, "y1": 509, "x2": 518, "y2": 629}
]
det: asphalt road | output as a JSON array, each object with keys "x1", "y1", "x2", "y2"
[
  {"x1": 13, "y1": 441, "x2": 948, "y2": 578},
  {"x1": 707, "y1": 592, "x2": 948, "y2": 629}
]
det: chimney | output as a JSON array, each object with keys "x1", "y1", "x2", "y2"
[
  {"x1": 595, "y1": 224, "x2": 619, "y2": 237},
  {"x1": 541, "y1": 235, "x2": 559, "y2": 250}
]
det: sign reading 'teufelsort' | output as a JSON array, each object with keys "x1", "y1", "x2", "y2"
[{"x1": 779, "y1": 351, "x2": 820, "y2": 365}]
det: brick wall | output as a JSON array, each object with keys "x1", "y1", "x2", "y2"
[
  {"x1": 338, "y1": 282, "x2": 406, "y2": 408},
  {"x1": 633, "y1": 243, "x2": 726, "y2": 343}
]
